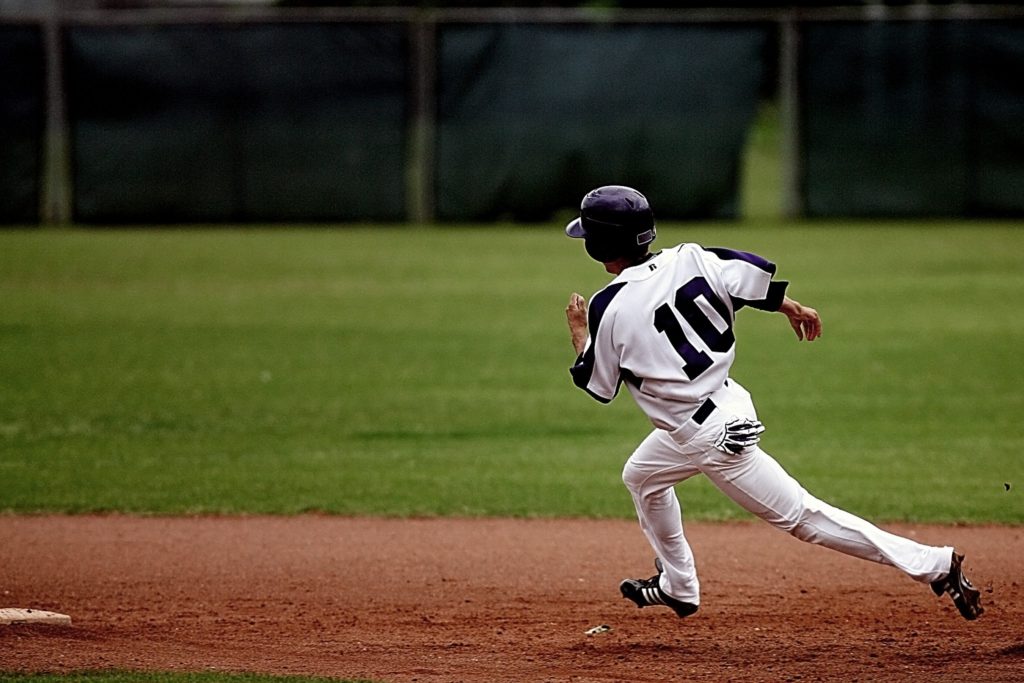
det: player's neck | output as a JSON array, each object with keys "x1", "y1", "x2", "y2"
[{"x1": 604, "y1": 251, "x2": 654, "y2": 275}]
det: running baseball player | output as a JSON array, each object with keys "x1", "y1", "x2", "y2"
[{"x1": 564, "y1": 185, "x2": 983, "y2": 620}]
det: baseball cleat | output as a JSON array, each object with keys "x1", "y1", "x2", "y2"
[
  {"x1": 620, "y1": 559, "x2": 698, "y2": 618},
  {"x1": 930, "y1": 552, "x2": 983, "y2": 620}
]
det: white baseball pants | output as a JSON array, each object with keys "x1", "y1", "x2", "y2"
[{"x1": 622, "y1": 378, "x2": 953, "y2": 605}]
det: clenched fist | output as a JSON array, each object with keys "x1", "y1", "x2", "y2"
[{"x1": 566, "y1": 292, "x2": 589, "y2": 355}]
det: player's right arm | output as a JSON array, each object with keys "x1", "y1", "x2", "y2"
[
  {"x1": 778, "y1": 296, "x2": 822, "y2": 341},
  {"x1": 566, "y1": 283, "x2": 628, "y2": 403},
  {"x1": 566, "y1": 292, "x2": 589, "y2": 355}
]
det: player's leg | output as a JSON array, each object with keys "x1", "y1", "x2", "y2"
[
  {"x1": 689, "y1": 381, "x2": 951, "y2": 582},
  {"x1": 697, "y1": 443, "x2": 951, "y2": 581},
  {"x1": 622, "y1": 429, "x2": 703, "y2": 603}
]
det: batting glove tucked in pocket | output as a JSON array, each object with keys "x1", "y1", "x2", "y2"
[{"x1": 714, "y1": 418, "x2": 766, "y2": 454}]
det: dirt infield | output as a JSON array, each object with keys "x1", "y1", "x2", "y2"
[{"x1": 1, "y1": 516, "x2": 1022, "y2": 682}]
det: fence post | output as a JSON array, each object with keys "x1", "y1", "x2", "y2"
[
  {"x1": 40, "y1": 0, "x2": 72, "y2": 225},
  {"x1": 778, "y1": 13, "x2": 803, "y2": 220},
  {"x1": 407, "y1": 11, "x2": 436, "y2": 225}
]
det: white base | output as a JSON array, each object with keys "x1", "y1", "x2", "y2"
[{"x1": 0, "y1": 608, "x2": 72, "y2": 626}]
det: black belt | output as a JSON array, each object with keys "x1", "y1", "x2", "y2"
[{"x1": 692, "y1": 398, "x2": 717, "y2": 425}]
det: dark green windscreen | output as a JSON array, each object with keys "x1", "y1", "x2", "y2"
[
  {"x1": 800, "y1": 20, "x2": 1024, "y2": 217},
  {"x1": 66, "y1": 23, "x2": 408, "y2": 223},
  {"x1": 435, "y1": 23, "x2": 768, "y2": 221},
  {"x1": 0, "y1": 25, "x2": 44, "y2": 224}
]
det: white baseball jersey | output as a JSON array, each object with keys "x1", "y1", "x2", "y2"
[{"x1": 570, "y1": 243, "x2": 788, "y2": 430}]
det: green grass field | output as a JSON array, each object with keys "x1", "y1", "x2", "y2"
[{"x1": 1, "y1": 221, "x2": 1022, "y2": 522}]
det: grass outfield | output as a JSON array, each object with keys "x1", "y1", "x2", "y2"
[{"x1": 0, "y1": 223, "x2": 1022, "y2": 522}]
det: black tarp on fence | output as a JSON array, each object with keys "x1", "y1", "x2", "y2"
[
  {"x1": 0, "y1": 25, "x2": 44, "y2": 224},
  {"x1": 435, "y1": 22, "x2": 769, "y2": 221},
  {"x1": 66, "y1": 23, "x2": 408, "y2": 223},
  {"x1": 4, "y1": 11, "x2": 1024, "y2": 224},
  {"x1": 800, "y1": 19, "x2": 1024, "y2": 217}
]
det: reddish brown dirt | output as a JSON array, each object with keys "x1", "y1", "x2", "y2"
[{"x1": 1, "y1": 516, "x2": 1022, "y2": 682}]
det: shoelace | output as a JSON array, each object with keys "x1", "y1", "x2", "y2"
[{"x1": 636, "y1": 574, "x2": 660, "y2": 589}]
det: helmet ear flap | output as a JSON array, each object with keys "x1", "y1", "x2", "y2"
[
  {"x1": 584, "y1": 236, "x2": 618, "y2": 263},
  {"x1": 583, "y1": 224, "x2": 650, "y2": 263}
]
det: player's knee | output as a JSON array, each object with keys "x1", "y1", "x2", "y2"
[
  {"x1": 754, "y1": 491, "x2": 811, "y2": 536},
  {"x1": 621, "y1": 459, "x2": 664, "y2": 498},
  {"x1": 785, "y1": 494, "x2": 826, "y2": 542},
  {"x1": 622, "y1": 465, "x2": 674, "y2": 510},
  {"x1": 621, "y1": 460, "x2": 644, "y2": 494},
  {"x1": 789, "y1": 517, "x2": 815, "y2": 541}
]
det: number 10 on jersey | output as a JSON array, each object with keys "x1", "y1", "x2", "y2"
[{"x1": 653, "y1": 276, "x2": 735, "y2": 380}]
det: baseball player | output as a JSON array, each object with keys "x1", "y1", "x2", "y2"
[{"x1": 564, "y1": 185, "x2": 983, "y2": 620}]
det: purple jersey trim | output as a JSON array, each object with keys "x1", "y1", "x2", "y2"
[
  {"x1": 731, "y1": 280, "x2": 789, "y2": 312},
  {"x1": 704, "y1": 246, "x2": 778, "y2": 276},
  {"x1": 570, "y1": 281, "x2": 628, "y2": 401}
]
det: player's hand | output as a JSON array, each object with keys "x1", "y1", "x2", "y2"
[
  {"x1": 779, "y1": 296, "x2": 822, "y2": 342},
  {"x1": 566, "y1": 292, "x2": 589, "y2": 355}
]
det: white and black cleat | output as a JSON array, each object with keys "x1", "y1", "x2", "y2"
[
  {"x1": 931, "y1": 552, "x2": 984, "y2": 621},
  {"x1": 620, "y1": 560, "x2": 698, "y2": 618}
]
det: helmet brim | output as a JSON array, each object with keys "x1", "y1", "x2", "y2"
[{"x1": 565, "y1": 217, "x2": 586, "y2": 238}]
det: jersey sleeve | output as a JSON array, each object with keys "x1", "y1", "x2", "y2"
[
  {"x1": 569, "y1": 282, "x2": 627, "y2": 403},
  {"x1": 704, "y1": 247, "x2": 788, "y2": 312}
]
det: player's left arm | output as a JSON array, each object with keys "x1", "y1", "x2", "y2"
[
  {"x1": 702, "y1": 247, "x2": 820, "y2": 342},
  {"x1": 778, "y1": 295, "x2": 822, "y2": 342}
]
